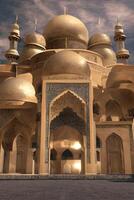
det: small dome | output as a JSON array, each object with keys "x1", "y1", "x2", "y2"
[
  {"x1": 44, "y1": 50, "x2": 90, "y2": 77},
  {"x1": 19, "y1": 32, "x2": 46, "y2": 63},
  {"x1": 88, "y1": 33, "x2": 111, "y2": 47},
  {"x1": 89, "y1": 46, "x2": 117, "y2": 66},
  {"x1": 19, "y1": 47, "x2": 45, "y2": 63},
  {"x1": 0, "y1": 77, "x2": 37, "y2": 106},
  {"x1": 43, "y1": 14, "x2": 89, "y2": 45},
  {"x1": 25, "y1": 32, "x2": 46, "y2": 48},
  {"x1": 106, "y1": 65, "x2": 134, "y2": 88}
]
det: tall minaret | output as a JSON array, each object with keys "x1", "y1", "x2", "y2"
[
  {"x1": 5, "y1": 16, "x2": 20, "y2": 63},
  {"x1": 114, "y1": 19, "x2": 129, "y2": 63}
]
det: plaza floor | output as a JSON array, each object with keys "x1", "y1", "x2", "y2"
[{"x1": 0, "y1": 179, "x2": 134, "y2": 200}]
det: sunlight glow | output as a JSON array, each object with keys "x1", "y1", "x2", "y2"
[{"x1": 71, "y1": 142, "x2": 81, "y2": 150}]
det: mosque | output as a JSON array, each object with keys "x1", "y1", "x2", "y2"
[{"x1": 0, "y1": 13, "x2": 134, "y2": 175}]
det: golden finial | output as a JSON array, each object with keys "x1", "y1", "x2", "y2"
[
  {"x1": 15, "y1": 15, "x2": 18, "y2": 24},
  {"x1": 97, "y1": 17, "x2": 101, "y2": 26},
  {"x1": 116, "y1": 16, "x2": 122, "y2": 27},
  {"x1": 64, "y1": 6, "x2": 67, "y2": 15},
  {"x1": 116, "y1": 16, "x2": 119, "y2": 25},
  {"x1": 34, "y1": 18, "x2": 37, "y2": 32}
]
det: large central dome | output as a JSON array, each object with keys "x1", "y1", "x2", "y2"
[
  {"x1": 43, "y1": 14, "x2": 89, "y2": 49},
  {"x1": 43, "y1": 50, "x2": 90, "y2": 77}
]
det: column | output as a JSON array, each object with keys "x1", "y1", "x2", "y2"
[
  {"x1": 3, "y1": 149, "x2": 16, "y2": 173},
  {"x1": 83, "y1": 135, "x2": 87, "y2": 174},
  {"x1": 86, "y1": 82, "x2": 97, "y2": 174},
  {"x1": 26, "y1": 148, "x2": 33, "y2": 174},
  {"x1": 36, "y1": 81, "x2": 48, "y2": 174},
  {"x1": 0, "y1": 145, "x2": 4, "y2": 173},
  {"x1": 100, "y1": 137, "x2": 107, "y2": 174},
  {"x1": 123, "y1": 140, "x2": 132, "y2": 174}
]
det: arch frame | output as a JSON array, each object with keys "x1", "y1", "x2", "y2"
[{"x1": 106, "y1": 133, "x2": 125, "y2": 174}]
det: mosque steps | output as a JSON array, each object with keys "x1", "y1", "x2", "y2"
[{"x1": 0, "y1": 174, "x2": 133, "y2": 181}]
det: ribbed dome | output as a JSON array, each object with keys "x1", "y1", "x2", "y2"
[
  {"x1": 25, "y1": 32, "x2": 46, "y2": 48},
  {"x1": 44, "y1": 50, "x2": 90, "y2": 77},
  {"x1": 89, "y1": 33, "x2": 111, "y2": 47},
  {"x1": 0, "y1": 77, "x2": 37, "y2": 106},
  {"x1": 43, "y1": 14, "x2": 89, "y2": 44}
]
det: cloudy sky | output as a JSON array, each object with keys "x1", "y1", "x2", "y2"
[{"x1": 0, "y1": 0, "x2": 134, "y2": 63}]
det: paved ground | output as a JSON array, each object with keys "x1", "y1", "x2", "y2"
[{"x1": 0, "y1": 180, "x2": 134, "y2": 200}]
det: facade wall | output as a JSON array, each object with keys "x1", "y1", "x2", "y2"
[{"x1": 96, "y1": 122, "x2": 133, "y2": 174}]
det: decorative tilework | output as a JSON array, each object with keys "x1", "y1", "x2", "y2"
[{"x1": 44, "y1": 82, "x2": 90, "y2": 162}]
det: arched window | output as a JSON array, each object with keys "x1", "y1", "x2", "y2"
[
  {"x1": 62, "y1": 149, "x2": 73, "y2": 160},
  {"x1": 96, "y1": 136, "x2": 101, "y2": 148},
  {"x1": 105, "y1": 100, "x2": 122, "y2": 121},
  {"x1": 96, "y1": 151, "x2": 100, "y2": 161},
  {"x1": 50, "y1": 149, "x2": 57, "y2": 160},
  {"x1": 93, "y1": 103, "x2": 100, "y2": 115}
]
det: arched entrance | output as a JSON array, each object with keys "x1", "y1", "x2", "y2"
[
  {"x1": 106, "y1": 133, "x2": 124, "y2": 174},
  {"x1": 61, "y1": 149, "x2": 74, "y2": 174},
  {"x1": 2, "y1": 119, "x2": 31, "y2": 174},
  {"x1": 49, "y1": 90, "x2": 86, "y2": 174}
]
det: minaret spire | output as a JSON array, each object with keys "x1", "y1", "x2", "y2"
[
  {"x1": 15, "y1": 14, "x2": 18, "y2": 23},
  {"x1": 114, "y1": 18, "x2": 129, "y2": 63},
  {"x1": 5, "y1": 16, "x2": 20, "y2": 63},
  {"x1": 34, "y1": 18, "x2": 37, "y2": 32},
  {"x1": 97, "y1": 17, "x2": 101, "y2": 26},
  {"x1": 63, "y1": 6, "x2": 67, "y2": 15}
]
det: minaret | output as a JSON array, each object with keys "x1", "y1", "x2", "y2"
[
  {"x1": 5, "y1": 16, "x2": 20, "y2": 63},
  {"x1": 114, "y1": 18, "x2": 129, "y2": 63}
]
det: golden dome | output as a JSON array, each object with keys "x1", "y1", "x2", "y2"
[
  {"x1": 25, "y1": 32, "x2": 46, "y2": 48},
  {"x1": 19, "y1": 32, "x2": 46, "y2": 63},
  {"x1": 88, "y1": 33, "x2": 111, "y2": 47},
  {"x1": 19, "y1": 47, "x2": 45, "y2": 63},
  {"x1": 44, "y1": 50, "x2": 90, "y2": 77},
  {"x1": 0, "y1": 77, "x2": 37, "y2": 106},
  {"x1": 88, "y1": 33, "x2": 117, "y2": 66},
  {"x1": 43, "y1": 14, "x2": 89, "y2": 44},
  {"x1": 90, "y1": 46, "x2": 117, "y2": 66},
  {"x1": 106, "y1": 65, "x2": 134, "y2": 88}
]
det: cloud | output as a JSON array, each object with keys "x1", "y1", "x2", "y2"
[
  {"x1": 104, "y1": 1, "x2": 134, "y2": 29},
  {"x1": 0, "y1": 37, "x2": 9, "y2": 61},
  {"x1": 0, "y1": 0, "x2": 134, "y2": 64}
]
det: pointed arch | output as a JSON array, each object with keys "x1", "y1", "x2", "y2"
[
  {"x1": 50, "y1": 90, "x2": 86, "y2": 122},
  {"x1": 2, "y1": 118, "x2": 31, "y2": 151},
  {"x1": 105, "y1": 99, "x2": 123, "y2": 121},
  {"x1": 61, "y1": 149, "x2": 73, "y2": 160},
  {"x1": 50, "y1": 90, "x2": 86, "y2": 107}
]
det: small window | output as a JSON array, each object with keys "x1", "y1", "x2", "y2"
[
  {"x1": 50, "y1": 149, "x2": 57, "y2": 160},
  {"x1": 62, "y1": 149, "x2": 73, "y2": 160}
]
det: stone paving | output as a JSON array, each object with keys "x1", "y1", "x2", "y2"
[{"x1": 0, "y1": 180, "x2": 134, "y2": 200}]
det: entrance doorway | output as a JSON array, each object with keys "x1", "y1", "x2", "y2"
[{"x1": 107, "y1": 133, "x2": 124, "y2": 174}]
